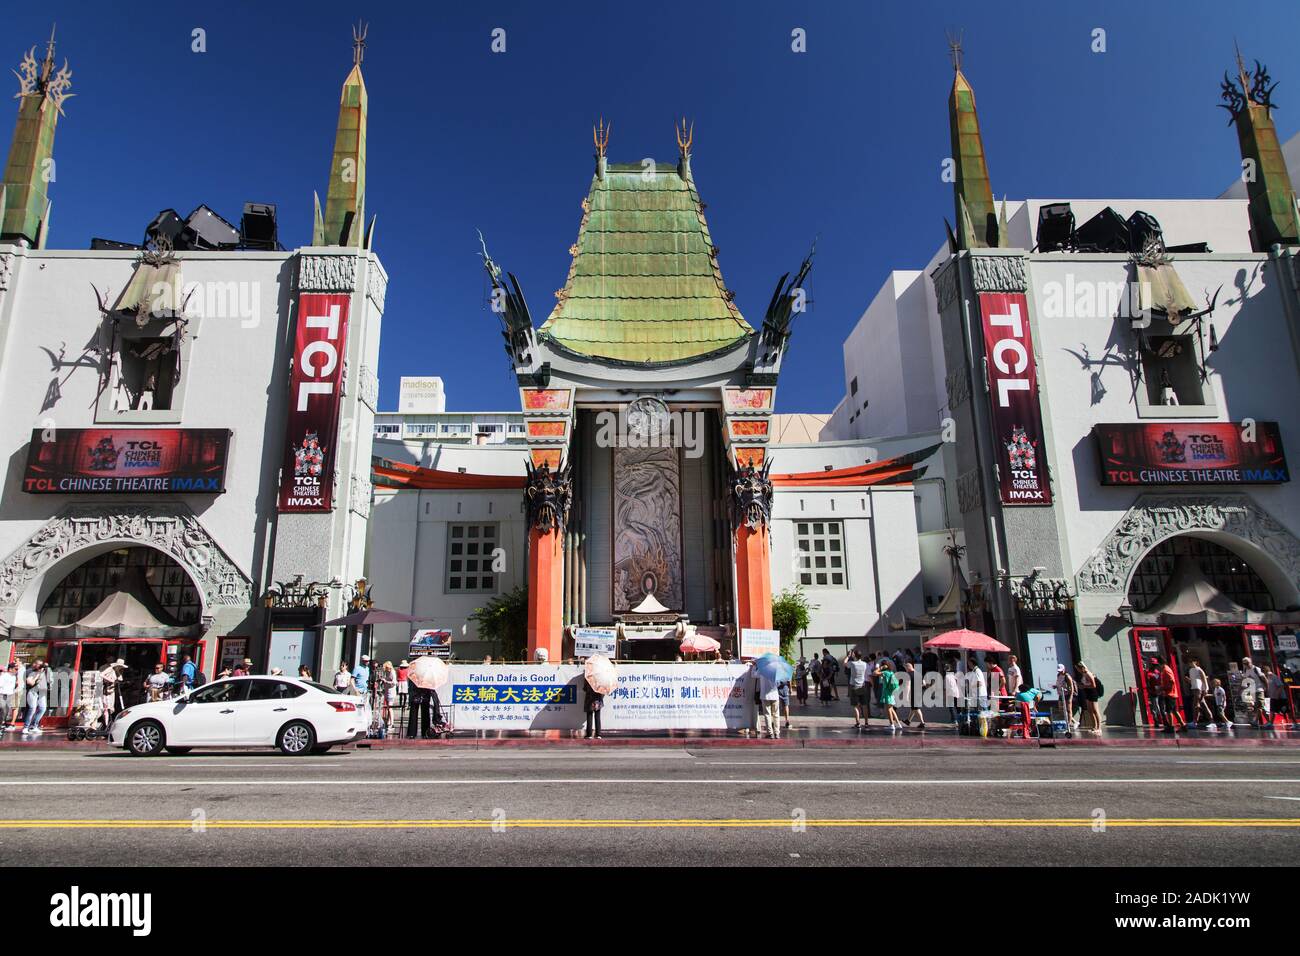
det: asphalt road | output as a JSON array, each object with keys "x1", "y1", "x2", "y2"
[{"x1": 1, "y1": 746, "x2": 1298, "y2": 865}]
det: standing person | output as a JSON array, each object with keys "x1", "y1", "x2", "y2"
[
  {"x1": 99, "y1": 659, "x2": 125, "y2": 717},
  {"x1": 809, "y1": 655, "x2": 823, "y2": 703},
  {"x1": 380, "y1": 661, "x2": 398, "y2": 726},
  {"x1": 818, "y1": 662, "x2": 834, "y2": 706},
  {"x1": 0, "y1": 662, "x2": 17, "y2": 732},
  {"x1": 178, "y1": 654, "x2": 197, "y2": 690},
  {"x1": 583, "y1": 671, "x2": 605, "y2": 739},
  {"x1": 1265, "y1": 666, "x2": 1288, "y2": 726},
  {"x1": 821, "y1": 649, "x2": 840, "y2": 701},
  {"x1": 1186, "y1": 657, "x2": 1210, "y2": 728},
  {"x1": 397, "y1": 660, "x2": 410, "y2": 709},
  {"x1": 406, "y1": 678, "x2": 430, "y2": 739},
  {"x1": 333, "y1": 662, "x2": 355, "y2": 694},
  {"x1": 352, "y1": 656, "x2": 371, "y2": 697},
  {"x1": 966, "y1": 656, "x2": 988, "y2": 711},
  {"x1": 1006, "y1": 655, "x2": 1024, "y2": 703},
  {"x1": 22, "y1": 660, "x2": 51, "y2": 736},
  {"x1": 757, "y1": 668, "x2": 781, "y2": 739},
  {"x1": 1075, "y1": 662, "x2": 1101, "y2": 732},
  {"x1": 298, "y1": 665, "x2": 313, "y2": 682},
  {"x1": 1210, "y1": 677, "x2": 1231, "y2": 732},
  {"x1": 232, "y1": 659, "x2": 249, "y2": 677},
  {"x1": 1053, "y1": 664, "x2": 1077, "y2": 728},
  {"x1": 902, "y1": 660, "x2": 928, "y2": 729},
  {"x1": 1241, "y1": 657, "x2": 1268, "y2": 729},
  {"x1": 777, "y1": 674, "x2": 792, "y2": 732},
  {"x1": 1144, "y1": 658, "x2": 1165, "y2": 728},
  {"x1": 878, "y1": 661, "x2": 903, "y2": 730},
  {"x1": 943, "y1": 664, "x2": 961, "y2": 724},
  {"x1": 986, "y1": 655, "x2": 1006, "y2": 713},
  {"x1": 794, "y1": 658, "x2": 809, "y2": 706},
  {"x1": 144, "y1": 662, "x2": 171, "y2": 701},
  {"x1": 846, "y1": 650, "x2": 869, "y2": 731}
]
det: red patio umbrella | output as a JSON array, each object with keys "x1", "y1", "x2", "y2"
[
  {"x1": 680, "y1": 633, "x2": 721, "y2": 655},
  {"x1": 923, "y1": 628, "x2": 1010, "y2": 653}
]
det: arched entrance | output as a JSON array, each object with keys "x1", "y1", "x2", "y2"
[
  {"x1": 1124, "y1": 533, "x2": 1299, "y2": 727},
  {"x1": 7, "y1": 544, "x2": 212, "y2": 726}
]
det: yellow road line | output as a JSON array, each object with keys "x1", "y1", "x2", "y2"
[{"x1": 0, "y1": 818, "x2": 1298, "y2": 829}]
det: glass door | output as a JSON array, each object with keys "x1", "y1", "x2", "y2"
[{"x1": 1131, "y1": 627, "x2": 1172, "y2": 725}]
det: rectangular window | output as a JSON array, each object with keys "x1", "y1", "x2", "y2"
[
  {"x1": 796, "y1": 520, "x2": 847, "y2": 588},
  {"x1": 446, "y1": 523, "x2": 499, "y2": 593}
]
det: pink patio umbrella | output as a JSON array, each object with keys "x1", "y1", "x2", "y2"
[
  {"x1": 583, "y1": 654, "x2": 619, "y2": 695},
  {"x1": 407, "y1": 655, "x2": 450, "y2": 690},
  {"x1": 680, "y1": 633, "x2": 721, "y2": 655},
  {"x1": 923, "y1": 628, "x2": 1010, "y2": 653}
]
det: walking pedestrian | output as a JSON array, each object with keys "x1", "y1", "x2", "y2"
[
  {"x1": 1265, "y1": 666, "x2": 1287, "y2": 725},
  {"x1": 821, "y1": 649, "x2": 840, "y2": 700},
  {"x1": 0, "y1": 662, "x2": 17, "y2": 731},
  {"x1": 943, "y1": 664, "x2": 961, "y2": 724},
  {"x1": 583, "y1": 671, "x2": 605, "y2": 739},
  {"x1": 1075, "y1": 662, "x2": 1101, "y2": 732},
  {"x1": 1053, "y1": 664, "x2": 1077, "y2": 728},
  {"x1": 1186, "y1": 657, "x2": 1211, "y2": 728},
  {"x1": 878, "y1": 660, "x2": 902, "y2": 730},
  {"x1": 758, "y1": 669, "x2": 781, "y2": 739},
  {"x1": 178, "y1": 654, "x2": 197, "y2": 690},
  {"x1": 1210, "y1": 678, "x2": 1231, "y2": 732},
  {"x1": 1144, "y1": 658, "x2": 1165, "y2": 728},
  {"x1": 1241, "y1": 657, "x2": 1268, "y2": 729},
  {"x1": 777, "y1": 676, "x2": 792, "y2": 732},
  {"x1": 1157, "y1": 657, "x2": 1184, "y2": 732},
  {"x1": 846, "y1": 650, "x2": 869, "y2": 731},
  {"x1": 22, "y1": 659, "x2": 51, "y2": 736},
  {"x1": 901, "y1": 660, "x2": 927, "y2": 728}
]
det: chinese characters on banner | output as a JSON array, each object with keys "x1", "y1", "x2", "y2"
[
  {"x1": 278, "y1": 293, "x2": 350, "y2": 512},
  {"x1": 978, "y1": 291, "x2": 1052, "y2": 505}
]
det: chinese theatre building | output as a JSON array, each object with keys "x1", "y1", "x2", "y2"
[
  {"x1": 830, "y1": 44, "x2": 1300, "y2": 723},
  {"x1": 367, "y1": 124, "x2": 945, "y2": 663},
  {"x1": 0, "y1": 29, "x2": 386, "y2": 719}
]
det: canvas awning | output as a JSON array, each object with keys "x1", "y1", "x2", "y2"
[
  {"x1": 10, "y1": 589, "x2": 201, "y2": 639},
  {"x1": 112, "y1": 257, "x2": 185, "y2": 318},
  {"x1": 1135, "y1": 261, "x2": 1197, "y2": 316},
  {"x1": 1131, "y1": 555, "x2": 1300, "y2": 626}
]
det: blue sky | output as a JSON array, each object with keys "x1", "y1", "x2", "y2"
[{"x1": 10, "y1": 1, "x2": 1300, "y2": 414}]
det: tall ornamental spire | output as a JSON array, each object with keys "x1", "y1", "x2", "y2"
[
  {"x1": 1, "y1": 25, "x2": 72, "y2": 247},
  {"x1": 946, "y1": 34, "x2": 1001, "y2": 250},
  {"x1": 316, "y1": 22, "x2": 369, "y2": 247},
  {"x1": 1220, "y1": 46, "x2": 1299, "y2": 250}
]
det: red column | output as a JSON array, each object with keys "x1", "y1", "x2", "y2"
[
  {"x1": 526, "y1": 526, "x2": 564, "y2": 662},
  {"x1": 734, "y1": 524, "x2": 773, "y2": 632}
]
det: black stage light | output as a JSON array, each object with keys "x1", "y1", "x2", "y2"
[
  {"x1": 240, "y1": 202, "x2": 279, "y2": 250},
  {"x1": 1074, "y1": 206, "x2": 1131, "y2": 253},
  {"x1": 1127, "y1": 210, "x2": 1164, "y2": 252},
  {"x1": 90, "y1": 238, "x2": 143, "y2": 251},
  {"x1": 1166, "y1": 242, "x2": 1210, "y2": 254},
  {"x1": 182, "y1": 204, "x2": 241, "y2": 251},
  {"x1": 1035, "y1": 202, "x2": 1075, "y2": 252},
  {"x1": 143, "y1": 209, "x2": 186, "y2": 250}
]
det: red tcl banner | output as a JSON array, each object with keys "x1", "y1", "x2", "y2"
[
  {"x1": 1096, "y1": 422, "x2": 1289, "y2": 485},
  {"x1": 278, "y1": 293, "x2": 350, "y2": 512},
  {"x1": 979, "y1": 292, "x2": 1052, "y2": 505}
]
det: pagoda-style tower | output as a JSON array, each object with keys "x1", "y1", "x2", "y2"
[
  {"x1": 1, "y1": 26, "x2": 71, "y2": 247},
  {"x1": 947, "y1": 38, "x2": 1002, "y2": 250},
  {"x1": 1221, "y1": 48, "x2": 1299, "y2": 250},
  {"x1": 314, "y1": 23, "x2": 368, "y2": 247}
]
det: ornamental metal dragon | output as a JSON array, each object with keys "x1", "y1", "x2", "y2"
[
  {"x1": 524, "y1": 459, "x2": 573, "y2": 534},
  {"x1": 727, "y1": 459, "x2": 774, "y2": 532}
]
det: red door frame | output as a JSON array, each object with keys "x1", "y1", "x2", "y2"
[{"x1": 1130, "y1": 624, "x2": 1282, "y2": 726}]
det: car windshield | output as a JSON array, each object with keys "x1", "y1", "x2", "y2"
[{"x1": 303, "y1": 681, "x2": 345, "y2": 695}]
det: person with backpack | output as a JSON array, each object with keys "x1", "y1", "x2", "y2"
[
  {"x1": 821, "y1": 649, "x2": 840, "y2": 701},
  {"x1": 1241, "y1": 657, "x2": 1268, "y2": 729},
  {"x1": 1075, "y1": 661, "x2": 1102, "y2": 732}
]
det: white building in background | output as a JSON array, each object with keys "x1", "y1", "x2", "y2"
[
  {"x1": 0, "y1": 32, "x2": 386, "y2": 720},
  {"x1": 397, "y1": 375, "x2": 446, "y2": 414}
]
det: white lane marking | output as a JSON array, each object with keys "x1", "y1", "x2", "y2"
[
  {"x1": 694, "y1": 761, "x2": 858, "y2": 766},
  {"x1": 0, "y1": 777, "x2": 1298, "y2": 787},
  {"x1": 162, "y1": 762, "x2": 342, "y2": 768},
  {"x1": 1175, "y1": 760, "x2": 1300, "y2": 765},
  {"x1": 1263, "y1": 796, "x2": 1300, "y2": 802}
]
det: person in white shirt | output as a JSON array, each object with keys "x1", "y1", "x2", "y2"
[
  {"x1": 1186, "y1": 657, "x2": 1211, "y2": 728},
  {"x1": 0, "y1": 663, "x2": 17, "y2": 731},
  {"x1": 966, "y1": 657, "x2": 988, "y2": 710},
  {"x1": 758, "y1": 670, "x2": 781, "y2": 739},
  {"x1": 1006, "y1": 656, "x2": 1024, "y2": 700},
  {"x1": 845, "y1": 651, "x2": 870, "y2": 731}
]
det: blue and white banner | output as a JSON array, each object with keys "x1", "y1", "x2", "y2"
[
  {"x1": 435, "y1": 663, "x2": 753, "y2": 730},
  {"x1": 573, "y1": 627, "x2": 617, "y2": 658}
]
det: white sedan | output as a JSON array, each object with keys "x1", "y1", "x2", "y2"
[{"x1": 110, "y1": 677, "x2": 369, "y2": 756}]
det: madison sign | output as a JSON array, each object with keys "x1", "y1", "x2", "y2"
[
  {"x1": 978, "y1": 292, "x2": 1052, "y2": 505},
  {"x1": 1095, "y1": 422, "x2": 1289, "y2": 485},
  {"x1": 278, "y1": 293, "x2": 350, "y2": 512},
  {"x1": 23, "y1": 428, "x2": 230, "y2": 494}
]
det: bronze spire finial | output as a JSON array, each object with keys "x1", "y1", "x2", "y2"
[
  {"x1": 41, "y1": 23, "x2": 57, "y2": 81},
  {"x1": 946, "y1": 29, "x2": 963, "y2": 72},
  {"x1": 1234, "y1": 38, "x2": 1250, "y2": 96},
  {"x1": 675, "y1": 116, "x2": 693, "y2": 155},
  {"x1": 352, "y1": 20, "x2": 368, "y2": 66},
  {"x1": 593, "y1": 116, "x2": 610, "y2": 158}
]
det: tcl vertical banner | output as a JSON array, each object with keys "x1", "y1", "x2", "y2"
[
  {"x1": 278, "y1": 293, "x2": 350, "y2": 512},
  {"x1": 979, "y1": 292, "x2": 1052, "y2": 505}
]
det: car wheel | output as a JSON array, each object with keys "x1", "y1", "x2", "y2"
[
  {"x1": 277, "y1": 720, "x2": 315, "y2": 756},
  {"x1": 164, "y1": 747, "x2": 192, "y2": 755},
  {"x1": 311, "y1": 745, "x2": 332, "y2": 755},
  {"x1": 127, "y1": 720, "x2": 165, "y2": 757}
]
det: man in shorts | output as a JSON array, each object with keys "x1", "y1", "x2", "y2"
[{"x1": 846, "y1": 650, "x2": 870, "y2": 731}]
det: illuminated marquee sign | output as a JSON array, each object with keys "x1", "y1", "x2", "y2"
[
  {"x1": 1095, "y1": 422, "x2": 1288, "y2": 485},
  {"x1": 23, "y1": 428, "x2": 230, "y2": 494},
  {"x1": 979, "y1": 292, "x2": 1052, "y2": 505},
  {"x1": 278, "y1": 293, "x2": 350, "y2": 512}
]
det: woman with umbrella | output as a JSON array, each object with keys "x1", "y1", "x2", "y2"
[{"x1": 583, "y1": 655, "x2": 618, "y2": 739}]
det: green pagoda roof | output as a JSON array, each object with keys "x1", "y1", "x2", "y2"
[{"x1": 539, "y1": 160, "x2": 753, "y2": 364}]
